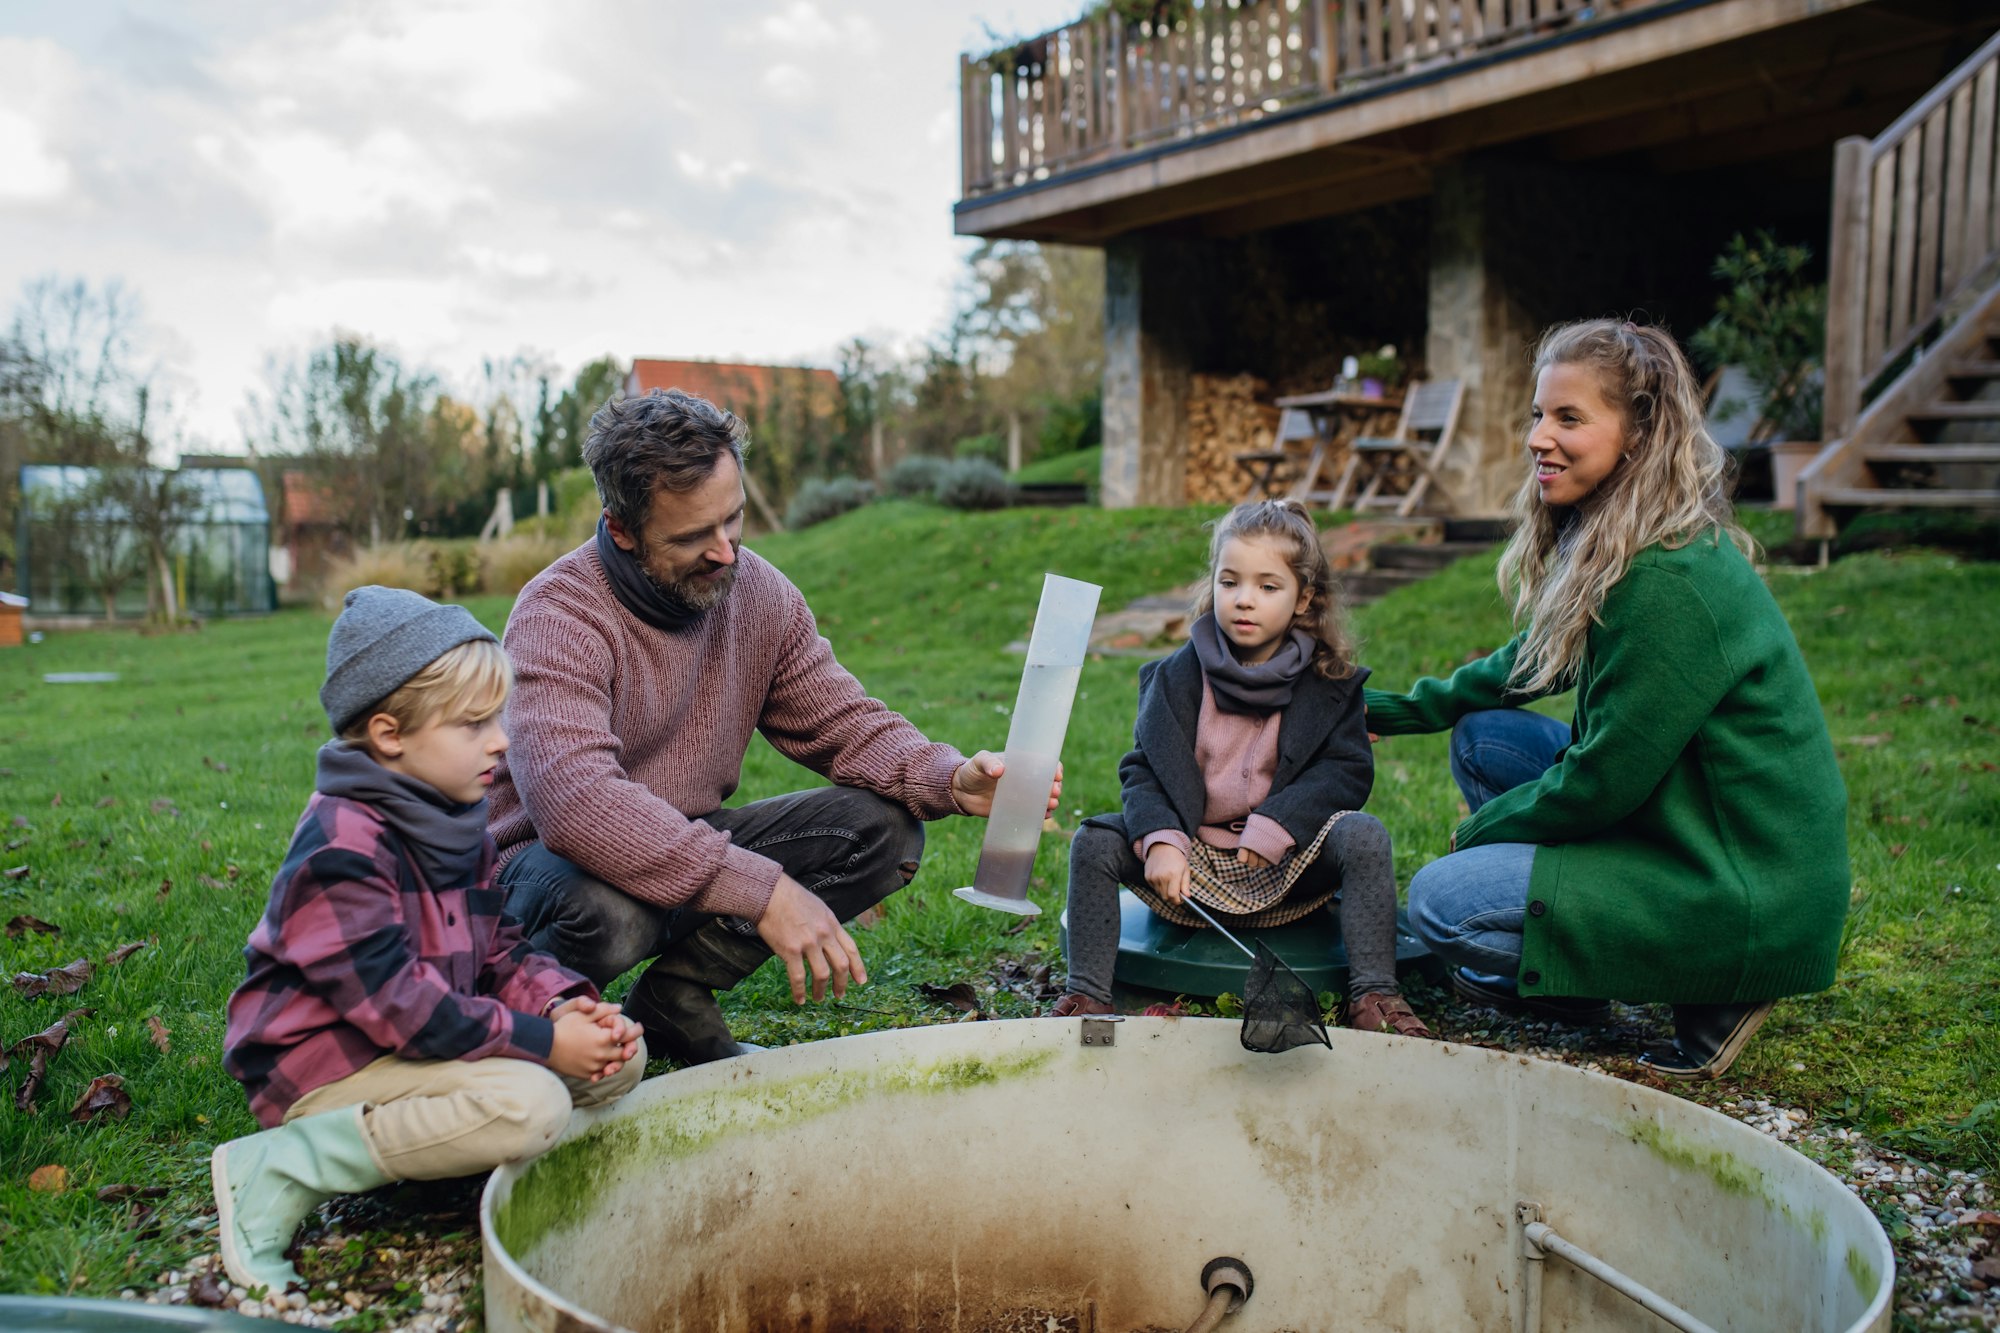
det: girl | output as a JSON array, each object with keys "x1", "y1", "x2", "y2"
[
  {"x1": 1365, "y1": 319, "x2": 1848, "y2": 1079},
  {"x1": 1053, "y1": 499, "x2": 1429, "y2": 1038}
]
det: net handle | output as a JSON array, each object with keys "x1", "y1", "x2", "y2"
[{"x1": 1184, "y1": 900, "x2": 1256, "y2": 960}]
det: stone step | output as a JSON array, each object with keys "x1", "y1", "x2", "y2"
[
  {"x1": 1861, "y1": 444, "x2": 2000, "y2": 464},
  {"x1": 1818, "y1": 487, "x2": 2000, "y2": 508},
  {"x1": 1339, "y1": 569, "x2": 1429, "y2": 603},
  {"x1": 1368, "y1": 540, "x2": 1494, "y2": 571},
  {"x1": 1443, "y1": 516, "x2": 1512, "y2": 543}
]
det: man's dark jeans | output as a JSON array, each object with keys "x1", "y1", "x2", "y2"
[{"x1": 498, "y1": 786, "x2": 926, "y2": 988}]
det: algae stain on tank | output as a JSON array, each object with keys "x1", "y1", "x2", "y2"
[{"x1": 495, "y1": 1048, "x2": 1054, "y2": 1258}]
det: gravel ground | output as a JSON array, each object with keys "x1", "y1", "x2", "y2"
[{"x1": 121, "y1": 996, "x2": 1993, "y2": 1331}]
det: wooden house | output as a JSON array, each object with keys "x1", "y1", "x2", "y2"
[{"x1": 954, "y1": 0, "x2": 2000, "y2": 527}]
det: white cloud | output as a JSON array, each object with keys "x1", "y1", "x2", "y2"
[
  {"x1": 267, "y1": 276, "x2": 462, "y2": 349},
  {"x1": 0, "y1": 108, "x2": 70, "y2": 201},
  {"x1": 763, "y1": 63, "x2": 812, "y2": 102},
  {"x1": 758, "y1": 2, "x2": 840, "y2": 47}
]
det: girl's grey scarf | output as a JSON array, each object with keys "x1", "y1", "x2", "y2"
[
  {"x1": 1189, "y1": 613, "x2": 1315, "y2": 715},
  {"x1": 596, "y1": 517, "x2": 703, "y2": 633},
  {"x1": 315, "y1": 741, "x2": 486, "y2": 887}
]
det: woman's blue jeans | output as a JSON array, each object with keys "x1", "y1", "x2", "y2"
[{"x1": 1405, "y1": 709, "x2": 1570, "y2": 981}]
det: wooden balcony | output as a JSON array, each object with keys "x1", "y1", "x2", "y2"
[{"x1": 956, "y1": 0, "x2": 1916, "y2": 241}]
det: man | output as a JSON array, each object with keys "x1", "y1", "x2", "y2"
[{"x1": 490, "y1": 388, "x2": 1051, "y2": 1064}]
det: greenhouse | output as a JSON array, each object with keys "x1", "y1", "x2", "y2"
[{"x1": 15, "y1": 464, "x2": 276, "y2": 618}]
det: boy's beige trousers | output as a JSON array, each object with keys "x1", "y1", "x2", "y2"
[{"x1": 285, "y1": 1042, "x2": 646, "y2": 1180}]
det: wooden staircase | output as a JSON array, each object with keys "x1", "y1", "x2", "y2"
[{"x1": 1805, "y1": 29, "x2": 2000, "y2": 540}]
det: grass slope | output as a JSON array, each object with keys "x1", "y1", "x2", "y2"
[{"x1": 0, "y1": 501, "x2": 1993, "y2": 1305}]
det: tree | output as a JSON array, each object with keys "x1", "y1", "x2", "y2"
[
  {"x1": 957, "y1": 241, "x2": 1105, "y2": 461},
  {"x1": 249, "y1": 337, "x2": 479, "y2": 545}
]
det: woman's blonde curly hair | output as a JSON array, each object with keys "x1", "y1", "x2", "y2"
[
  {"x1": 1190, "y1": 499, "x2": 1357, "y2": 680},
  {"x1": 1499, "y1": 318, "x2": 1755, "y2": 695}
]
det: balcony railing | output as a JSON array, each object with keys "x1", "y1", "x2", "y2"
[{"x1": 962, "y1": 0, "x2": 1642, "y2": 198}]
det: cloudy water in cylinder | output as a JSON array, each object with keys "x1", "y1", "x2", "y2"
[{"x1": 956, "y1": 576, "x2": 1099, "y2": 916}]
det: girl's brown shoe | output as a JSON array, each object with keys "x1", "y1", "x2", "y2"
[
  {"x1": 1046, "y1": 992, "x2": 1115, "y2": 1018},
  {"x1": 1347, "y1": 991, "x2": 1433, "y2": 1039}
]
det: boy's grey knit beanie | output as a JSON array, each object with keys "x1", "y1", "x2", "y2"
[{"x1": 320, "y1": 585, "x2": 498, "y2": 733}]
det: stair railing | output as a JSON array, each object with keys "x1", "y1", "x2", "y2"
[{"x1": 1824, "y1": 28, "x2": 2000, "y2": 440}]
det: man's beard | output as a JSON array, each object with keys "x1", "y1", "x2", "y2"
[{"x1": 642, "y1": 551, "x2": 737, "y2": 612}]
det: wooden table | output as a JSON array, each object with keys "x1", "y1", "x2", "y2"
[{"x1": 1259, "y1": 389, "x2": 1402, "y2": 506}]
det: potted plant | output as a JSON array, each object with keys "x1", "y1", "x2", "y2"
[
  {"x1": 1354, "y1": 345, "x2": 1403, "y2": 400},
  {"x1": 1689, "y1": 231, "x2": 1826, "y2": 509}
]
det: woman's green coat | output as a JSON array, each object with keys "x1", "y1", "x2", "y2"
[{"x1": 1364, "y1": 532, "x2": 1850, "y2": 1003}]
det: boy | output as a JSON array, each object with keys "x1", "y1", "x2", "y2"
[{"x1": 215, "y1": 586, "x2": 643, "y2": 1293}]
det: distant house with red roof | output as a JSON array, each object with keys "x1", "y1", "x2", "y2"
[
  {"x1": 624, "y1": 360, "x2": 849, "y2": 529},
  {"x1": 625, "y1": 360, "x2": 843, "y2": 426}
]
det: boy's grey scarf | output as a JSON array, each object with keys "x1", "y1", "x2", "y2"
[
  {"x1": 315, "y1": 741, "x2": 486, "y2": 887},
  {"x1": 1189, "y1": 613, "x2": 1315, "y2": 715},
  {"x1": 595, "y1": 517, "x2": 703, "y2": 632}
]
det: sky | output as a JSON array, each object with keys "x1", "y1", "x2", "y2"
[{"x1": 0, "y1": 0, "x2": 1082, "y2": 453}]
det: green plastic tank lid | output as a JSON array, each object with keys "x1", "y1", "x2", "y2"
[{"x1": 1062, "y1": 888, "x2": 1440, "y2": 998}]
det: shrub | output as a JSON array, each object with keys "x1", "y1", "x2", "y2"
[
  {"x1": 953, "y1": 433, "x2": 1006, "y2": 465},
  {"x1": 426, "y1": 540, "x2": 482, "y2": 597},
  {"x1": 1038, "y1": 390, "x2": 1102, "y2": 458},
  {"x1": 934, "y1": 458, "x2": 1013, "y2": 511},
  {"x1": 786, "y1": 476, "x2": 875, "y2": 530},
  {"x1": 482, "y1": 535, "x2": 571, "y2": 595},
  {"x1": 882, "y1": 455, "x2": 948, "y2": 499},
  {"x1": 322, "y1": 543, "x2": 434, "y2": 609}
]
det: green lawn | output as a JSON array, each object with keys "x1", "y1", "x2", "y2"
[
  {"x1": 1009, "y1": 445, "x2": 1101, "y2": 487},
  {"x1": 0, "y1": 501, "x2": 1993, "y2": 1305}
]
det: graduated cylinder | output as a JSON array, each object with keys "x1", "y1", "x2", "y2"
[{"x1": 955, "y1": 573, "x2": 1102, "y2": 916}]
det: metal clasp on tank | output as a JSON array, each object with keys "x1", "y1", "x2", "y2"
[{"x1": 1080, "y1": 1016, "x2": 1121, "y2": 1046}]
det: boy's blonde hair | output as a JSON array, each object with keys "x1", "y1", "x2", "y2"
[
  {"x1": 1498, "y1": 318, "x2": 1754, "y2": 695},
  {"x1": 338, "y1": 637, "x2": 512, "y2": 742},
  {"x1": 1190, "y1": 499, "x2": 1357, "y2": 679}
]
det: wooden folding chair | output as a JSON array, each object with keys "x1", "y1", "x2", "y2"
[
  {"x1": 1324, "y1": 378, "x2": 1466, "y2": 516},
  {"x1": 1233, "y1": 406, "x2": 1319, "y2": 501}
]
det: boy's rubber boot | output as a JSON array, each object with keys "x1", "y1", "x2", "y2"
[
  {"x1": 211, "y1": 1104, "x2": 392, "y2": 1294},
  {"x1": 622, "y1": 921, "x2": 773, "y2": 1065}
]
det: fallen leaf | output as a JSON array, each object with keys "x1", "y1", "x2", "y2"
[
  {"x1": 5, "y1": 915, "x2": 60, "y2": 938},
  {"x1": 27, "y1": 1164, "x2": 68, "y2": 1193},
  {"x1": 156, "y1": 877, "x2": 171, "y2": 901},
  {"x1": 4, "y1": 838, "x2": 25, "y2": 851},
  {"x1": 12, "y1": 958, "x2": 92, "y2": 999},
  {"x1": 1887, "y1": 844, "x2": 1908, "y2": 859},
  {"x1": 96, "y1": 1183, "x2": 169, "y2": 1204},
  {"x1": 1002, "y1": 917, "x2": 1032, "y2": 936},
  {"x1": 1973, "y1": 1255, "x2": 2000, "y2": 1281},
  {"x1": 49, "y1": 793, "x2": 61, "y2": 808},
  {"x1": 196, "y1": 875, "x2": 230, "y2": 891},
  {"x1": 149, "y1": 798, "x2": 180, "y2": 816},
  {"x1": 201, "y1": 756, "x2": 229, "y2": 773},
  {"x1": 102, "y1": 940, "x2": 148, "y2": 967},
  {"x1": 124, "y1": 1201, "x2": 161, "y2": 1238},
  {"x1": 93, "y1": 796, "x2": 118, "y2": 809},
  {"x1": 145, "y1": 1016, "x2": 171, "y2": 1052},
  {"x1": 1962, "y1": 1211, "x2": 2000, "y2": 1229},
  {"x1": 7, "y1": 1008, "x2": 90, "y2": 1113},
  {"x1": 189, "y1": 1272, "x2": 230, "y2": 1307},
  {"x1": 199, "y1": 839, "x2": 212, "y2": 851},
  {"x1": 3, "y1": 866, "x2": 28, "y2": 880},
  {"x1": 916, "y1": 981, "x2": 981, "y2": 1013},
  {"x1": 69, "y1": 1073, "x2": 132, "y2": 1123},
  {"x1": 10, "y1": 815, "x2": 28, "y2": 828},
  {"x1": 225, "y1": 864, "x2": 240, "y2": 880},
  {"x1": 1843, "y1": 733, "x2": 1893, "y2": 747}
]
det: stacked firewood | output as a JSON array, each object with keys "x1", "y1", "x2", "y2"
[{"x1": 1183, "y1": 373, "x2": 1282, "y2": 505}]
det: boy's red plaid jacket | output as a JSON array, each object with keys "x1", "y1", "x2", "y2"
[{"x1": 223, "y1": 793, "x2": 593, "y2": 1127}]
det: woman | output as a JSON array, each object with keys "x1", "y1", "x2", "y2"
[{"x1": 1365, "y1": 319, "x2": 1849, "y2": 1078}]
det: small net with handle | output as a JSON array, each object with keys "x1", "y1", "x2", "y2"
[{"x1": 1185, "y1": 900, "x2": 1331, "y2": 1054}]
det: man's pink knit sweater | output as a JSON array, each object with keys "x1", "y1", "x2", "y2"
[{"x1": 488, "y1": 542, "x2": 966, "y2": 923}]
